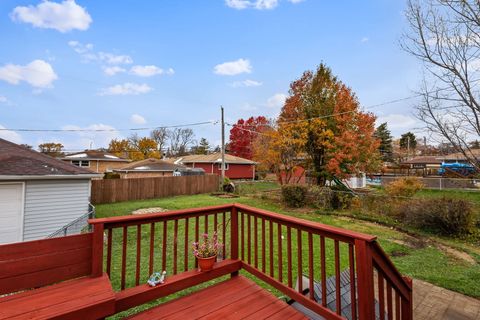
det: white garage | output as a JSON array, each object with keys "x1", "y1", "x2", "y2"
[
  {"x1": 0, "y1": 183, "x2": 24, "y2": 244},
  {"x1": 0, "y1": 138, "x2": 101, "y2": 244}
]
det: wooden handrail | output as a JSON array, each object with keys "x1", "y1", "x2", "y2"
[
  {"x1": 370, "y1": 241, "x2": 412, "y2": 300},
  {"x1": 234, "y1": 203, "x2": 377, "y2": 243},
  {"x1": 88, "y1": 204, "x2": 233, "y2": 228}
]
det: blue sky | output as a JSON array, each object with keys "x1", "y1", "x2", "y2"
[{"x1": 0, "y1": 0, "x2": 423, "y2": 151}]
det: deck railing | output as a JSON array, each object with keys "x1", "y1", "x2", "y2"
[{"x1": 88, "y1": 203, "x2": 412, "y2": 320}]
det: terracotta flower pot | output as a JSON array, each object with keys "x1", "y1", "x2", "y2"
[{"x1": 197, "y1": 255, "x2": 216, "y2": 271}]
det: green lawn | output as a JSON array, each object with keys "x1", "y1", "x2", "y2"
[{"x1": 96, "y1": 188, "x2": 480, "y2": 318}]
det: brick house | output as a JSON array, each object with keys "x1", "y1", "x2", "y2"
[{"x1": 61, "y1": 150, "x2": 131, "y2": 174}]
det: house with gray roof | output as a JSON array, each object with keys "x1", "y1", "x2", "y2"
[{"x1": 0, "y1": 138, "x2": 101, "y2": 244}]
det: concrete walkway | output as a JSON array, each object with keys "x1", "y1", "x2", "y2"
[{"x1": 414, "y1": 279, "x2": 480, "y2": 319}]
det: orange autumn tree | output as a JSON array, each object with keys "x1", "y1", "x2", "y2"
[
  {"x1": 253, "y1": 122, "x2": 310, "y2": 185},
  {"x1": 279, "y1": 63, "x2": 380, "y2": 185}
]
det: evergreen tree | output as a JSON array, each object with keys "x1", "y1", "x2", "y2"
[
  {"x1": 374, "y1": 123, "x2": 393, "y2": 162},
  {"x1": 400, "y1": 132, "x2": 417, "y2": 150},
  {"x1": 194, "y1": 138, "x2": 210, "y2": 155}
]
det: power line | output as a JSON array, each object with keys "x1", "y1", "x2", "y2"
[
  {"x1": 0, "y1": 120, "x2": 218, "y2": 133},
  {"x1": 226, "y1": 90, "x2": 449, "y2": 135}
]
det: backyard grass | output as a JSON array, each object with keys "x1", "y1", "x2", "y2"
[{"x1": 96, "y1": 188, "x2": 480, "y2": 318}]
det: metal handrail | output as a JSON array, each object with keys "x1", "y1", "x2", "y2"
[{"x1": 47, "y1": 203, "x2": 95, "y2": 238}]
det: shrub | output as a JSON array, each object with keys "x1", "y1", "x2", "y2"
[
  {"x1": 385, "y1": 177, "x2": 424, "y2": 198},
  {"x1": 104, "y1": 172, "x2": 120, "y2": 179},
  {"x1": 309, "y1": 186, "x2": 334, "y2": 210},
  {"x1": 329, "y1": 185, "x2": 355, "y2": 210},
  {"x1": 398, "y1": 197, "x2": 476, "y2": 236},
  {"x1": 359, "y1": 193, "x2": 397, "y2": 217},
  {"x1": 331, "y1": 191, "x2": 355, "y2": 210},
  {"x1": 281, "y1": 185, "x2": 308, "y2": 208},
  {"x1": 222, "y1": 177, "x2": 235, "y2": 193}
]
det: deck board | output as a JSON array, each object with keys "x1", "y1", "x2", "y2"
[
  {"x1": 0, "y1": 274, "x2": 115, "y2": 320},
  {"x1": 128, "y1": 276, "x2": 308, "y2": 320}
]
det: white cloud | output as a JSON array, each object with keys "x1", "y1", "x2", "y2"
[
  {"x1": 130, "y1": 65, "x2": 174, "y2": 77},
  {"x1": 103, "y1": 66, "x2": 126, "y2": 76},
  {"x1": 0, "y1": 125, "x2": 22, "y2": 144},
  {"x1": 0, "y1": 60, "x2": 58, "y2": 88},
  {"x1": 376, "y1": 114, "x2": 418, "y2": 130},
  {"x1": 214, "y1": 58, "x2": 252, "y2": 76},
  {"x1": 266, "y1": 93, "x2": 287, "y2": 108},
  {"x1": 99, "y1": 83, "x2": 152, "y2": 96},
  {"x1": 98, "y1": 52, "x2": 133, "y2": 65},
  {"x1": 225, "y1": 0, "x2": 278, "y2": 10},
  {"x1": 361, "y1": 37, "x2": 369, "y2": 43},
  {"x1": 61, "y1": 123, "x2": 120, "y2": 149},
  {"x1": 131, "y1": 114, "x2": 146, "y2": 125},
  {"x1": 288, "y1": 0, "x2": 305, "y2": 3},
  {"x1": 68, "y1": 41, "x2": 133, "y2": 65},
  {"x1": 68, "y1": 40, "x2": 93, "y2": 54},
  {"x1": 11, "y1": 0, "x2": 92, "y2": 33},
  {"x1": 231, "y1": 79, "x2": 263, "y2": 87}
]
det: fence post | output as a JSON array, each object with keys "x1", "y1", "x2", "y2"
[
  {"x1": 91, "y1": 223, "x2": 104, "y2": 277},
  {"x1": 402, "y1": 276, "x2": 414, "y2": 320},
  {"x1": 355, "y1": 239, "x2": 375, "y2": 320},
  {"x1": 230, "y1": 205, "x2": 239, "y2": 277}
]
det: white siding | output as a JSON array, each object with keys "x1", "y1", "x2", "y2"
[
  {"x1": 23, "y1": 180, "x2": 91, "y2": 241},
  {"x1": 0, "y1": 183, "x2": 24, "y2": 244}
]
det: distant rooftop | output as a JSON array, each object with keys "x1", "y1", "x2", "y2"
[
  {"x1": 174, "y1": 152, "x2": 256, "y2": 165},
  {"x1": 62, "y1": 150, "x2": 130, "y2": 162},
  {"x1": 115, "y1": 158, "x2": 186, "y2": 172}
]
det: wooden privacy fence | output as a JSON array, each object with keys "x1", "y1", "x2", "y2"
[{"x1": 90, "y1": 175, "x2": 219, "y2": 204}]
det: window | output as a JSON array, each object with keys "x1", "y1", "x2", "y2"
[
  {"x1": 217, "y1": 163, "x2": 229, "y2": 170},
  {"x1": 71, "y1": 160, "x2": 90, "y2": 167}
]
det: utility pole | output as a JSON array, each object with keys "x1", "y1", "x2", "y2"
[{"x1": 221, "y1": 106, "x2": 226, "y2": 186}]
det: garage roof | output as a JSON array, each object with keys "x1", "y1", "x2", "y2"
[{"x1": 0, "y1": 138, "x2": 99, "y2": 177}]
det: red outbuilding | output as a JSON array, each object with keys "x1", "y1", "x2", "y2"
[{"x1": 174, "y1": 153, "x2": 256, "y2": 180}]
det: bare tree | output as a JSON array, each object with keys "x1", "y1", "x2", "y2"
[
  {"x1": 402, "y1": 0, "x2": 480, "y2": 169},
  {"x1": 128, "y1": 133, "x2": 140, "y2": 150},
  {"x1": 168, "y1": 128, "x2": 196, "y2": 156},
  {"x1": 168, "y1": 128, "x2": 181, "y2": 156},
  {"x1": 179, "y1": 128, "x2": 196, "y2": 155},
  {"x1": 150, "y1": 128, "x2": 169, "y2": 156}
]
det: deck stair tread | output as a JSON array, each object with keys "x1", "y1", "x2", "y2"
[{"x1": 290, "y1": 270, "x2": 385, "y2": 320}]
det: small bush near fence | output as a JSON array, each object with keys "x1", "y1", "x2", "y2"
[
  {"x1": 281, "y1": 185, "x2": 308, "y2": 208},
  {"x1": 398, "y1": 197, "x2": 476, "y2": 236},
  {"x1": 385, "y1": 176, "x2": 424, "y2": 198}
]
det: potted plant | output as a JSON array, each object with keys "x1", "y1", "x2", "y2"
[{"x1": 192, "y1": 232, "x2": 222, "y2": 271}]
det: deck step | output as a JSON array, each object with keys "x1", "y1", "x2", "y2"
[{"x1": 290, "y1": 270, "x2": 384, "y2": 320}]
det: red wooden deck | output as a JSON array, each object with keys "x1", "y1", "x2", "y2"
[
  {"x1": 127, "y1": 275, "x2": 307, "y2": 320},
  {"x1": 0, "y1": 203, "x2": 413, "y2": 320}
]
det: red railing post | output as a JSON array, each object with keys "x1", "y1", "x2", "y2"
[
  {"x1": 355, "y1": 239, "x2": 375, "y2": 320},
  {"x1": 402, "y1": 276, "x2": 413, "y2": 320},
  {"x1": 91, "y1": 223, "x2": 104, "y2": 277},
  {"x1": 230, "y1": 205, "x2": 239, "y2": 277}
]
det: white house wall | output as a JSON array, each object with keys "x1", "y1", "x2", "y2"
[{"x1": 23, "y1": 179, "x2": 91, "y2": 241}]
